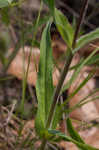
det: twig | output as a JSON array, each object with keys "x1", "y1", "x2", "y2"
[
  {"x1": 63, "y1": 2, "x2": 96, "y2": 30},
  {"x1": 4, "y1": 100, "x2": 17, "y2": 126},
  {"x1": 47, "y1": 142, "x2": 58, "y2": 150}
]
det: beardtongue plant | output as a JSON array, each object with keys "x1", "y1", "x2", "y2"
[
  {"x1": 35, "y1": 0, "x2": 99, "y2": 150},
  {"x1": 1, "y1": 0, "x2": 99, "y2": 150}
]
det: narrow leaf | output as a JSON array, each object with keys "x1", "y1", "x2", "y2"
[
  {"x1": 62, "y1": 47, "x2": 99, "y2": 92},
  {"x1": 74, "y1": 28, "x2": 99, "y2": 53},
  {"x1": 77, "y1": 96, "x2": 99, "y2": 108},
  {"x1": 48, "y1": 129, "x2": 99, "y2": 150},
  {"x1": 64, "y1": 71, "x2": 94, "y2": 106},
  {"x1": 66, "y1": 118, "x2": 85, "y2": 143},
  {"x1": 69, "y1": 88, "x2": 99, "y2": 113},
  {"x1": 35, "y1": 22, "x2": 54, "y2": 136},
  {"x1": 52, "y1": 105, "x2": 62, "y2": 129},
  {"x1": 86, "y1": 54, "x2": 99, "y2": 65},
  {"x1": 54, "y1": 8, "x2": 74, "y2": 47}
]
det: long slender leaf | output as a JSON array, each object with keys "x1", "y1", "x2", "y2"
[
  {"x1": 62, "y1": 47, "x2": 99, "y2": 92},
  {"x1": 48, "y1": 129, "x2": 99, "y2": 150},
  {"x1": 69, "y1": 58, "x2": 84, "y2": 71},
  {"x1": 63, "y1": 71, "x2": 94, "y2": 107},
  {"x1": 51, "y1": 105, "x2": 62, "y2": 129},
  {"x1": 69, "y1": 54, "x2": 99, "y2": 70},
  {"x1": 66, "y1": 118, "x2": 85, "y2": 143},
  {"x1": 35, "y1": 22, "x2": 54, "y2": 136},
  {"x1": 86, "y1": 54, "x2": 99, "y2": 65},
  {"x1": 77, "y1": 96, "x2": 99, "y2": 108},
  {"x1": 58, "y1": 72, "x2": 94, "y2": 131},
  {"x1": 74, "y1": 28, "x2": 99, "y2": 53},
  {"x1": 68, "y1": 88, "x2": 99, "y2": 113},
  {"x1": 54, "y1": 8, "x2": 74, "y2": 48}
]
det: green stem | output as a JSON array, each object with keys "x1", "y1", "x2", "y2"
[
  {"x1": 72, "y1": 0, "x2": 90, "y2": 48},
  {"x1": 20, "y1": 0, "x2": 43, "y2": 114},
  {"x1": 46, "y1": 50, "x2": 73, "y2": 128}
]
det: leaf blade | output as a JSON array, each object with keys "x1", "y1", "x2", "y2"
[
  {"x1": 62, "y1": 46, "x2": 99, "y2": 92},
  {"x1": 66, "y1": 118, "x2": 85, "y2": 143},
  {"x1": 48, "y1": 129, "x2": 99, "y2": 150},
  {"x1": 74, "y1": 28, "x2": 99, "y2": 53},
  {"x1": 35, "y1": 22, "x2": 54, "y2": 136},
  {"x1": 54, "y1": 8, "x2": 74, "y2": 47}
]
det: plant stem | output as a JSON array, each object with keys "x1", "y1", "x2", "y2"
[
  {"x1": 40, "y1": 0, "x2": 90, "y2": 149},
  {"x1": 46, "y1": 0, "x2": 90, "y2": 130},
  {"x1": 20, "y1": 0, "x2": 43, "y2": 115},
  {"x1": 46, "y1": 51, "x2": 73, "y2": 128},
  {"x1": 72, "y1": 0, "x2": 90, "y2": 48}
]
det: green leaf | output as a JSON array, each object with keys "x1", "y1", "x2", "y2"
[
  {"x1": 35, "y1": 15, "x2": 51, "y2": 27},
  {"x1": 54, "y1": 8, "x2": 74, "y2": 47},
  {"x1": 1, "y1": 7, "x2": 10, "y2": 25},
  {"x1": 52, "y1": 105, "x2": 62, "y2": 129},
  {"x1": 0, "y1": 0, "x2": 13, "y2": 8},
  {"x1": 63, "y1": 71, "x2": 94, "y2": 109},
  {"x1": 66, "y1": 118, "x2": 85, "y2": 143},
  {"x1": 62, "y1": 46, "x2": 99, "y2": 92},
  {"x1": 35, "y1": 22, "x2": 54, "y2": 137},
  {"x1": 48, "y1": 129, "x2": 99, "y2": 150},
  {"x1": 43, "y1": 0, "x2": 54, "y2": 13},
  {"x1": 86, "y1": 54, "x2": 99, "y2": 65},
  {"x1": 76, "y1": 96, "x2": 99, "y2": 108},
  {"x1": 48, "y1": 129, "x2": 70, "y2": 141},
  {"x1": 69, "y1": 88, "x2": 99, "y2": 113},
  {"x1": 74, "y1": 28, "x2": 99, "y2": 53}
]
